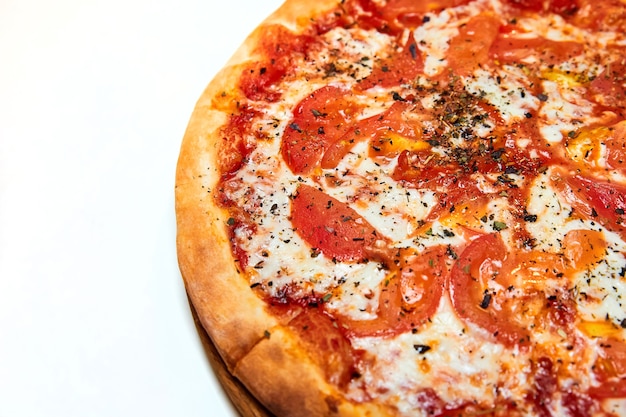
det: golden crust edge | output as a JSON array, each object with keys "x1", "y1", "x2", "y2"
[
  {"x1": 175, "y1": 0, "x2": 392, "y2": 415},
  {"x1": 176, "y1": 0, "x2": 341, "y2": 365},
  {"x1": 234, "y1": 327, "x2": 397, "y2": 417}
]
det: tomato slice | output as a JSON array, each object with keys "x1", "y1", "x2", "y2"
[
  {"x1": 490, "y1": 34, "x2": 583, "y2": 67},
  {"x1": 589, "y1": 51, "x2": 626, "y2": 107},
  {"x1": 340, "y1": 245, "x2": 450, "y2": 338},
  {"x1": 561, "y1": 229, "x2": 608, "y2": 272},
  {"x1": 290, "y1": 184, "x2": 384, "y2": 262},
  {"x1": 380, "y1": 0, "x2": 473, "y2": 22},
  {"x1": 321, "y1": 101, "x2": 424, "y2": 169},
  {"x1": 552, "y1": 172, "x2": 626, "y2": 240},
  {"x1": 218, "y1": 107, "x2": 258, "y2": 175},
  {"x1": 604, "y1": 121, "x2": 626, "y2": 171},
  {"x1": 503, "y1": 0, "x2": 543, "y2": 11},
  {"x1": 446, "y1": 13, "x2": 500, "y2": 75},
  {"x1": 320, "y1": 101, "x2": 416, "y2": 167},
  {"x1": 393, "y1": 148, "x2": 460, "y2": 187},
  {"x1": 450, "y1": 233, "x2": 531, "y2": 346},
  {"x1": 281, "y1": 86, "x2": 360, "y2": 174},
  {"x1": 503, "y1": 0, "x2": 578, "y2": 14},
  {"x1": 358, "y1": 33, "x2": 423, "y2": 90},
  {"x1": 546, "y1": 0, "x2": 579, "y2": 14},
  {"x1": 571, "y1": 0, "x2": 626, "y2": 31},
  {"x1": 345, "y1": 0, "x2": 472, "y2": 33},
  {"x1": 588, "y1": 339, "x2": 626, "y2": 398}
]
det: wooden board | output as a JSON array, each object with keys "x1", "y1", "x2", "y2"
[{"x1": 189, "y1": 300, "x2": 275, "y2": 417}]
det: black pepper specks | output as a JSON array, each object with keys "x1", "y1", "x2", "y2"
[
  {"x1": 413, "y1": 344, "x2": 431, "y2": 354},
  {"x1": 480, "y1": 291, "x2": 492, "y2": 309},
  {"x1": 289, "y1": 122, "x2": 302, "y2": 133}
]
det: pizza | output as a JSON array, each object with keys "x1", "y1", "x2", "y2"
[{"x1": 175, "y1": 0, "x2": 626, "y2": 416}]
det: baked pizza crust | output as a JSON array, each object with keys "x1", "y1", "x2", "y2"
[{"x1": 175, "y1": 0, "x2": 389, "y2": 415}]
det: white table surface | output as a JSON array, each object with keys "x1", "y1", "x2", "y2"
[{"x1": 0, "y1": 0, "x2": 281, "y2": 415}]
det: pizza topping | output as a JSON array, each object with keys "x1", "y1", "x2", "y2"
[
  {"x1": 290, "y1": 184, "x2": 385, "y2": 262},
  {"x1": 589, "y1": 52, "x2": 626, "y2": 109},
  {"x1": 340, "y1": 0, "x2": 474, "y2": 35},
  {"x1": 503, "y1": 0, "x2": 579, "y2": 15},
  {"x1": 553, "y1": 172, "x2": 626, "y2": 239},
  {"x1": 446, "y1": 12, "x2": 501, "y2": 76},
  {"x1": 413, "y1": 344, "x2": 431, "y2": 354},
  {"x1": 357, "y1": 33, "x2": 423, "y2": 89},
  {"x1": 337, "y1": 245, "x2": 451, "y2": 338},
  {"x1": 281, "y1": 86, "x2": 360, "y2": 174},
  {"x1": 217, "y1": 106, "x2": 259, "y2": 175},
  {"x1": 449, "y1": 233, "x2": 532, "y2": 346},
  {"x1": 566, "y1": 120, "x2": 626, "y2": 176},
  {"x1": 589, "y1": 338, "x2": 626, "y2": 399}
]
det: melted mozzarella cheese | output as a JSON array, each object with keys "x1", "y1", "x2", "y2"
[
  {"x1": 413, "y1": 11, "x2": 459, "y2": 76},
  {"x1": 465, "y1": 68, "x2": 540, "y2": 123},
  {"x1": 413, "y1": 0, "x2": 498, "y2": 76},
  {"x1": 539, "y1": 79, "x2": 595, "y2": 143},
  {"x1": 526, "y1": 173, "x2": 626, "y2": 331},
  {"x1": 525, "y1": 173, "x2": 575, "y2": 251},
  {"x1": 518, "y1": 13, "x2": 618, "y2": 47},
  {"x1": 323, "y1": 142, "x2": 437, "y2": 245},
  {"x1": 349, "y1": 298, "x2": 529, "y2": 416},
  {"x1": 234, "y1": 143, "x2": 389, "y2": 318},
  {"x1": 603, "y1": 399, "x2": 626, "y2": 417},
  {"x1": 316, "y1": 27, "x2": 393, "y2": 83},
  {"x1": 573, "y1": 236, "x2": 626, "y2": 326}
]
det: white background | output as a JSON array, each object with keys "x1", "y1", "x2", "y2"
[{"x1": 0, "y1": 0, "x2": 281, "y2": 415}]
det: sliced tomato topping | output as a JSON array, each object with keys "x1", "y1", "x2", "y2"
[
  {"x1": 571, "y1": 0, "x2": 626, "y2": 31},
  {"x1": 343, "y1": 0, "x2": 473, "y2": 33},
  {"x1": 490, "y1": 34, "x2": 584, "y2": 67},
  {"x1": 218, "y1": 106, "x2": 258, "y2": 175},
  {"x1": 380, "y1": 0, "x2": 473, "y2": 24},
  {"x1": 565, "y1": 123, "x2": 626, "y2": 172},
  {"x1": 288, "y1": 306, "x2": 361, "y2": 387},
  {"x1": 321, "y1": 101, "x2": 421, "y2": 169},
  {"x1": 561, "y1": 229, "x2": 608, "y2": 272},
  {"x1": 281, "y1": 86, "x2": 360, "y2": 174},
  {"x1": 604, "y1": 121, "x2": 626, "y2": 171},
  {"x1": 503, "y1": 0, "x2": 544, "y2": 11},
  {"x1": 358, "y1": 33, "x2": 423, "y2": 89},
  {"x1": 450, "y1": 233, "x2": 532, "y2": 346},
  {"x1": 341, "y1": 245, "x2": 450, "y2": 338},
  {"x1": 588, "y1": 339, "x2": 626, "y2": 398},
  {"x1": 552, "y1": 173, "x2": 626, "y2": 239},
  {"x1": 503, "y1": 0, "x2": 578, "y2": 15},
  {"x1": 446, "y1": 13, "x2": 501, "y2": 75},
  {"x1": 290, "y1": 184, "x2": 384, "y2": 262},
  {"x1": 589, "y1": 54, "x2": 626, "y2": 108},
  {"x1": 393, "y1": 148, "x2": 460, "y2": 187}
]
